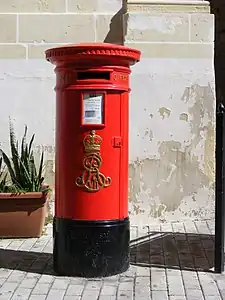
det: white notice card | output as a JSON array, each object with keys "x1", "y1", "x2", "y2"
[{"x1": 83, "y1": 93, "x2": 103, "y2": 125}]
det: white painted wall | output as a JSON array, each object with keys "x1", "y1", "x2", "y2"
[
  {"x1": 0, "y1": 60, "x2": 55, "y2": 153},
  {"x1": 0, "y1": 56, "x2": 215, "y2": 225},
  {"x1": 129, "y1": 58, "x2": 215, "y2": 225}
]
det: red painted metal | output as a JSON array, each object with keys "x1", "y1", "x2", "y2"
[{"x1": 46, "y1": 43, "x2": 140, "y2": 221}]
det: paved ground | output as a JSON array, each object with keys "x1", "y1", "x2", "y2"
[{"x1": 0, "y1": 219, "x2": 225, "y2": 300}]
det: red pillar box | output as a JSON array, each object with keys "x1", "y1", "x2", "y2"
[{"x1": 45, "y1": 43, "x2": 140, "y2": 277}]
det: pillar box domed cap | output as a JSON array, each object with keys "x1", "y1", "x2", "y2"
[{"x1": 45, "y1": 43, "x2": 141, "y2": 67}]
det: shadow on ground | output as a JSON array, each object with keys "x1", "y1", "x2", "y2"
[
  {"x1": 130, "y1": 232, "x2": 214, "y2": 272},
  {"x1": 0, "y1": 232, "x2": 214, "y2": 275},
  {"x1": 0, "y1": 248, "x2": 54, "y2": 275}
]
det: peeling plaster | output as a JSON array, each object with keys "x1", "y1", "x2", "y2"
[
  {"x1": 180, "y1": 113, "x2": 188, "y2": 122},
  {"x1": 129, "y1": 84, "x2": 215, "y2": 223},
  {"x1": 158, "y1": 107, "x2": 171, "y2": 119}
]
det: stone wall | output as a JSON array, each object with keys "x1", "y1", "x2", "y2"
[
  {"x1": 0, "y1": 0, "x2": 215, "y2": 225},
  {"x1": 0, "y1": 0, "x2": 123, "y2": 187}
]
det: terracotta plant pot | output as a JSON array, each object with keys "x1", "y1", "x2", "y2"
[{"x1": 0, "y1": 192, "x2": 48, "y2": 238}]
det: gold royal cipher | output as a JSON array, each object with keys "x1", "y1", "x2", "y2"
[{"x1": 75, "y1": 130, "x2": 112, "y2": 192}]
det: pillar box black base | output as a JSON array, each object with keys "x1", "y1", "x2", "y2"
[{"x1": 53, "y1": 217, "x2": 130, "y2": 277}]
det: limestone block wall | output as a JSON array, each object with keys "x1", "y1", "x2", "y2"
[
  {"x1": 0, "y1": 0, "x2": 124, "y2": 59},
  {"x1": 0, "y1": 0, "x2": 216, "y2": 225},
  {"x1": 0, "y1": 0, "x2": 123, "y2": 188}
]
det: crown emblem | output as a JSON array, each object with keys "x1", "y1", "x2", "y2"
[{"x1": 83, "y1": 130, "x2": 102, "y2": 153}]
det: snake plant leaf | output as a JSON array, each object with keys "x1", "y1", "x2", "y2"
[
  {"x1": 0, "y1": 173, "x2": 7, "y2": 192},
  {"x1": 0, "y1": 157, "x2": 3, "y2": 176},
  {"x1": 38, "y1": 152, "x2": 44, "y2": 182},
  {"x1": 0, "y1": 157, "x2": 7, "y2": 192},
  {"x1": 24, "y1": 144, "x2": 31, "y2": 176},
  {"x1": 28, "y1": 134, "x2": 35, "y2": 157},
  {"x1": 0, "y1": 150, "x2": 17, "y2": 185},
  {"x1": 30, "y1": 151, "x2": 37, "y2": 176},
  {"x1": 21, "y1": 125, "x2": 27, "y2": 160},
  {"x1": 9, "y1": 121, "x2": 21, "y2": 183},
  {"x1": 19, "y1": 159, "x2": 33, "y2": 187}
]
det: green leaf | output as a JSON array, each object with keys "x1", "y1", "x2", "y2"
[
  {"x1": 28, "y1": 134, "x2": 35, "y2": 157},
  {"x1": 1, "y1": 150, "x2": 17, "y2": 185},
  {"x1": 21, "y1": 125, "x2": 27, "y2": 160},
  {"x1": 37, "y1": 152, "x2": 44, "y2": 190},
  {"x1": 9, "y1": 121, "x2": 21, "y2": 184},
  {"x1": 19, "y1": 159, "x2": 32, "y2": 186}
]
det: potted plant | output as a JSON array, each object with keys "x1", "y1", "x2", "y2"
[{"x1": 0, "y1": 121, "x2": 50, "y2": 238}]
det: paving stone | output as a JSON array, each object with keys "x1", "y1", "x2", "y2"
[
  {"x1": 100, "y1": 285, "x2": 117, "y2": 295},
  {"x1": 160, "y1": 223, "x2": 173, "y2": 233},
  {"x1": 37, "y1": 275, "x2": 54, "y2": 284},
  {"x1": 119, "y1": 277, "x2": 134, "y2": 283},
  {"x1": 149, "y1": 224, "x2": 161, "y2": 232},
  {"x1": 195, "y1": 221, "x2": 211, "y2": 235},
  {"x1": 198, "y1": 273, "x2": 220, "y2": 295},
  {"x1": 120, "y1": 266, "x2": 137, "y2": 277},
  {"x1": 70, "y1": 278, "x2": 87, "y2": 285},
  {"x1": 118, "y1": 281, "x2": 134, "y2": 291},
  {"x1": 0, "y1": 240, "x2": 14, "y2": 249},
  {"x1": 64, "y1": 296, "x2": 81, "y2": 300},
  {"x1": 0, "y1": 270, "x2": 12, "y2": 280},
  {"x1": 29, "y1": 296, "x2": 47, "y2": 300},
  {"x1": 117, "y1": 289, "x2": 133, "y2": 299},
  {"x1": 66, "y1": 285, "x2": 84, "y2": 296},
  {"x1": 32, "y1": 283, "x2": 51, "y2": 295},
  {"x1": 45, "y1": 289, "x2": 65, "y2": 300},
  {"x1": 166, "y1": 270, "x2": 185, "y2": 296},
  {"x1": 130, "y1": 226, "x2": 138, "y2": 240},
  {"x1": 81, "y1": 289, "x2": 100, "y2": 300},
  {"x1": 85, "y1": 281, "x2": 102, "y2": 290},
  {"x1": 151, "y1": 268, "x2": 167, "y2": 291},
  {"x1": 185, "y1": 289, "x2": 204, "y2": 299},
  {"x1": 169, "y1": 297, "x2": 186, "y2": 300},
  {"x1": 183, "y1": 222, "x2": 198, "y2": 234},
  {"x1": 220, "y1": 290, "x2": 225, "y2": 300},
  {"x1": 25, "y1": 274, "x2": 41, "y2": 280},
  {"x1": 6, "y1": 240, "x2": 25, "y2": 250},
  {"x1": 0, "y1": 279, "x2": 6, "y2": 288},
  {"x1": 42, "y1": 241, "x2": 53, "y2": 254},
  {"x1": 134, "y1": 285, "x2": 150, "y2": 298},
  {"x1": 18, "y1": 239, "x2": 38, "y2": 251},
  {"x1": 103, "y1": 279, "x2": 119, "y2": 287},
  {"x1": 182, "y1": 271, "x2": 201, "y2": 290},
  {"x1": 206, "y1": 220, "x2": 215, "y2": 235},
  {"x1": 7, "y1": 271, "x2": 26, "y2": 282},
  {"x1": 30, "y1": 237, "x2": 50, "y2": 253},
  {"x1": 136, "y1": 267, "x2": 150, "y2": 277},
  {"x1": 172, "y1": 223, "x2": 185, "y2": 234},
  {"x1": 11, "y1": 287, "x2": 32, "y2": 299},
  {"x1": 0, "y1": 282, "x2": 19, "y2": 299},
  {"x1": 51, "y1": 278, "x2": 69, "y2": 290},
  {"x1": 152, "y1": 290, "x2": 168, "y2": 300},
  {"x1": 206, "y1": 297, "x2": 222, "y2": 300},
  {"x1": 19, "y1": 279, "x2": 38, "y2": 289},
  {"x1": 136, "y1": 276, "x2": 150, "y2": 286},
  {"x1": 135, "y1": 295, "x2": 151, "y2": 300},
  {"x1": 98, "y1": 296, "x2": 116, "y2": 300}
]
